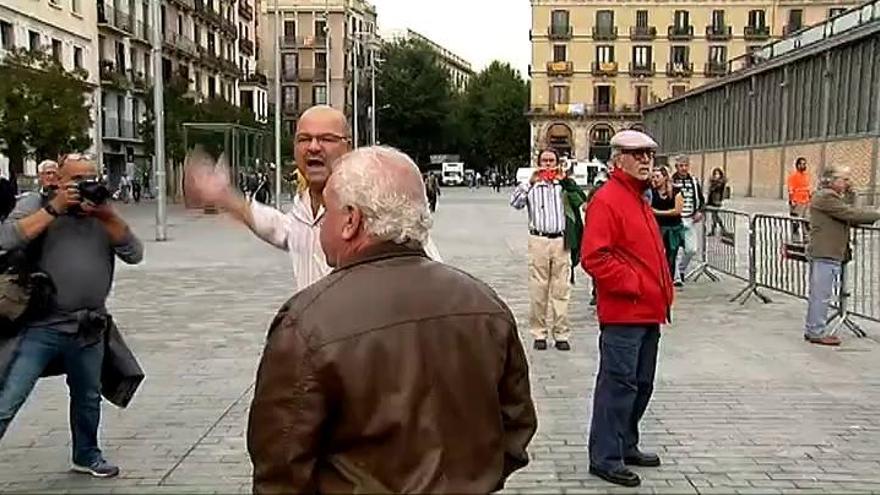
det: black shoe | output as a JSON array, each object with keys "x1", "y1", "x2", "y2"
[
  {"x1": 533, "y1": 339, "x2": 548, "y2": 350},
  {"x1": 589, "y1": 297, "x2": 597, "y2": 306},
  {"x1": 624, "y1": 451, "x2": 661, "y2": 467},
  {"x1": 555, "y1": 341, "x2": 571, "y2": 351},
  {"x1": 589, "y1": 466, "x2": 641, "y2": 487}
]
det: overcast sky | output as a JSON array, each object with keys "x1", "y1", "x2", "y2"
[{"x1": 371, "y1": 0, "x2": 532, "y2": 77}]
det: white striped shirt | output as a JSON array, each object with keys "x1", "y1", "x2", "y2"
[
  {"x1": 250, "y1": 193, "x2": 443, "y2": 293},
  {"x1": 510, "y1": 180, "x2": 566, "y2": 235}
]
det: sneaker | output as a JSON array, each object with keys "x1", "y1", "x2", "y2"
[
  {"x1": 555, "y1": 341, "x2": 571, "y2": 351},
  {"x1": 533, "y1": 339, "x2": 548, "y2": 351},
  {"x1": 673, "y1": 280, "x2": 684, "y2": 288},
  {"x1": 72, "y1": 458, "x2": 120, "y2": 478},
  {"x1": 807, "y1": 335, "x2": 841, "y2": 347}
]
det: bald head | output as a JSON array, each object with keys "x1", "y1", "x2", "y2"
[
  {"x1": 294, "y1": 105, "x2": 352, "y2": 193},
  {"x1": 320, "y1": 146, "x2": 432, "y2": 267}
]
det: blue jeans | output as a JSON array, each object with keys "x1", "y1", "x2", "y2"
[
  {"x1": 589, "y1": 325, "x2": 660, "y2": 471},
  {"x1": 804, "y1": 259, "x2": 842, "y2": 338},
  {"x1": 0, "y1": 327, "x2": 104, "y2": 466}
]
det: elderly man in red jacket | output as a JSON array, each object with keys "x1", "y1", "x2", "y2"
[{"x1": 581, "y1": 130, "x2": 674, "y2": 488}]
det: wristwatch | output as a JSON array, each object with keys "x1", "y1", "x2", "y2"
[{"x1": 43, "y1": 203, "x2": 60, "y2": 217}]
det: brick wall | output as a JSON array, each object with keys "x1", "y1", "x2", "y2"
[
  {"x1": 827, "y1": 138, "x2": 874, "y2": 189},
  {"x1": 752, "y1": 147, "x2": 783, "y2": 199},
  {"x1": 727, "y1": 150, "x2": 750, "y2": 196}
]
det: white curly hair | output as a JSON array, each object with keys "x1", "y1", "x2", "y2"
[{"x1": 328, "y1": 146, "x2": 432, "y2": 247}]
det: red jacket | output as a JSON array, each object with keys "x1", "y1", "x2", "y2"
[{"x1": 581, "y1": 169, "x2": 674, "y2": 325}]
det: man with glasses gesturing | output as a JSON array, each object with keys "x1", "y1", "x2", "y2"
[{"x1": 187, "y1": 105, "x2": 441, "y2": 293}]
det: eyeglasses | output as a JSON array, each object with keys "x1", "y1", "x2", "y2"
[
  {"x1": 295, "y1": 133, "x2": 349, "y2": 147},
  {"x1": 623, "y1": 149, "x2": 655, "y2": 160}
]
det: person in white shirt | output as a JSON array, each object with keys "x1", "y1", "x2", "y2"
[{"x1": 186, "y1": 105, "x2": 441, "y2": 293}]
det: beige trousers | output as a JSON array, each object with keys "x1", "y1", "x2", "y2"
[{"x1": 528, "y1": 235, "x2": 572, "y2": 341}]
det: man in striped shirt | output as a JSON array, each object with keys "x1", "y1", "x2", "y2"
[
  {"x1": 671, "y1": 155, "x2": 705, "y2": 286},
  {"x1": 511, "y1": 148, "x2": 575, "y2": 351}
]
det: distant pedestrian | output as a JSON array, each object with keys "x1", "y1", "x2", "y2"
[
  {"x1": 248, "y1": 146, "x2": 537, "y2": 493},
  {"x1": 582, "y1": 130, "x2": 673, "y2": 488},
  {"x1": 788, "y1": 157, "x2": 812, "y2": 241},
  {"x1": 650, "y1": 166, "x2": 685, "y2": 279},
  {"x1": 425, "y1": 172, "x2": 441, "y2": 212},
  {"x1": 671, "y1": 155, "x2": 705, "y2": 286},
  {"x1": 803, "y1": 164, "x2": 880, "y2": 346},
  {"x1": 510, "y1": 148, "x2": 586, "y2": 352},
  {"x1": 706, "y1": 168, "x2": 728, "y2": 236}
]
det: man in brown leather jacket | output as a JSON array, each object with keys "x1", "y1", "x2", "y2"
[{"x1": 247, "y1": 146, "x2": 537, "y2": 494}]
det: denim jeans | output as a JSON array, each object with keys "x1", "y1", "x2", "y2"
[
  {"x1": 0, "y1": 327, "x2": 105, "y2": 466},
  {"x1": 589, "y1": 325, "x2": 660, "y2": 471},
  {"x1": 676, "y1": 218, "x2": 699, "y2": 281},
  {"x1": 804, "y1": 259, "x2": 842, "y2": 338}
]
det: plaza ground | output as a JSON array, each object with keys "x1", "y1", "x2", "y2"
[{"x1": 0, "y1": 189, "x2": 879, "y2": 494}]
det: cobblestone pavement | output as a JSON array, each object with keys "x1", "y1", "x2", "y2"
[{"x1": 1, "y1": 190, "x2": 879, "y2": 494}]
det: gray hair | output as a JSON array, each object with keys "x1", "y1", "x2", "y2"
[
  {"x1": 329, "y1": 146, "x2": 432, "y2": 247},
  {"x1": 820, "y1": 164, "x2": 850, "y2": 186},
  {"x1": 38, "y1": 160, "x2": 58, "y2": 173},
  {"x1": 673, "y1": 154, "x2": 690, "y2": 166}
]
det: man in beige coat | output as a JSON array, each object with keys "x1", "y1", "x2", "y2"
[{"x1": 804, "y1": 164, "x2": 880, "y2": 346}]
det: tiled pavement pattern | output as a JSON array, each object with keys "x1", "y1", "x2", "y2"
[{"x1": 0, "y1": 190, "x2": 879, "y2": 494}]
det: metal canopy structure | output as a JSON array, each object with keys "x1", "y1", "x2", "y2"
[{"x1": 182, "y1": 122, "x2": 273, "y2": 203}]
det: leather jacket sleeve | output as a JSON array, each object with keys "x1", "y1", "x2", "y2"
[
  {"x1": 248, "y1": 313, "x2": 326, "y2": 494},
  {"x1": 497, "y1": 317, "x2": 538, "y2": 489}
]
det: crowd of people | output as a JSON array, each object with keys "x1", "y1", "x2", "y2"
[{"x1": 0, "y1": 102, "x2": 877, "y2": 492}]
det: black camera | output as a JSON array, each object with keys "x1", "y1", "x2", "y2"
[{"x1": 76, "y1": 180, "x2": 111, "y2": 205}]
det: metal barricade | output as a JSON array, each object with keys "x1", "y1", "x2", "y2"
[
  {"x1": 688, "y1": 207, "x2": 768, "y2": 303},
  {"x1": 836, "y1": 225, "x2": 880, "y2": 336},
  {"x1": 752, "y1": 214, "x2": 811, "y2": 301}
]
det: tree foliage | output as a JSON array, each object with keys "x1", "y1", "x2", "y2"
[
  {"x1": 0, "y1": 48, "x2": 92, "y2": 182},
  {"x1": 459, "y1": 62, "x2": 530, "y2": 175},
  {"x1": 375, "y1": 39, "x2": 457, "y2": 167}
]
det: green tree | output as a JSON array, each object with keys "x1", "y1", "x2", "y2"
[
  {"x1": 376, "y1": 39, "x2": 457, "y2": 167},
  {"x1": 459, "y1": 62, "x2": 530, "y2": 176},
  {"x1": 0, "y1": 48, "x2": 92, "y2": 185}
]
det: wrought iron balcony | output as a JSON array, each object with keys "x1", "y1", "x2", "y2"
[
  {"x1": 97, "y1": 3, "x2": 133, "y2": 35},
  {"x1": 238, "y1": 1, "x2": 253, "y2": 20},
  {"x1": 592, "y1": 26, "x2": 618, "y2": 41},
  {"x1": 629, "y1": 62, "x2": 656, "y2": 77},
  {"x1": 547, "y1": 25, "x2": 573, "y2": 40},
  {"x1": 666, "y1": 61, "x2": 694, "y2": 77},
  {"x1": 239, "y1": 38, "x2": 254, "y2": 55},
  {"x1": 706, "y1": 24, "x2": 732, "y2": 40},
  {"x1": 744, "y1": 25, "x2": 771, "y2": 40},
  {"x1": 704, "y1": 61, "x2": 727, "y2": 77},
  {"x1": 668, "y1": 25, "x2": 694, "y2": 40},
  {"x1": 527, "y1": 103, "x2": 642, "y2": 118},
  {"x1": 591, "y1": 61, "x2": 618, "y2": 76},
  {"x1": 630, "y1": 25, "x2": 656, "y2": 40},
  {"x1": 546, "y1": 61, "x2": 574, "y2": 77}
]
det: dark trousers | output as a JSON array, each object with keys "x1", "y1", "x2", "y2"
[{"x1": 589, "y1": 325, "x2": 660, "y2": 470}]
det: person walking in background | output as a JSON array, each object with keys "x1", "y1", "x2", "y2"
[
  {"x1": 803, "y1": 165, "x2": 880, "y2": 347},
  {"x1": 511, "y1": 148, "x2": 584, "y2": 351},
  {"x1": 671, "y1": 155, "x2": 705, "y2": 286},
  {"x1": 650, "y1": 166, "x2": 685, "y2": 279},
  {"x1": 706, "y1": 168, "x2": 728, "y2": 236},
  {"x1": 582, "y1": 130, "x2": 673, "y2": 488},
  {"x1": 425, "y1": 172, "x2": 441, "y2": 213},
  {"x1": 788, "y1": 157, "x2": 812, "y2": 241}
]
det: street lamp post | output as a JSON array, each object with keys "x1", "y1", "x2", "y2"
[
  {"x1": 324, "y1": 0, "x2": 331, "y2": 103},
  {"x1": 150, "y1": 0, "x2": 166, "y2": 241},
  {"x1": 273, "y1": 0, "x2": 281, "y2": 209},
  {"x1": 353, "y1": 37, "x2": 359, "y2": 148},
  {"x1": 370, "y1": 48, "x2": 376, "y2": 145}
]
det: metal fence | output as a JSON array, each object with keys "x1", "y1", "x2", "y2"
[{"x1": 690, "y1": 208, "x2": 880, "y2": 337}]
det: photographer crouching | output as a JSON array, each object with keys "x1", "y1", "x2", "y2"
[{"x1": 0, "y1": 153, "x2": 143, "y2": 477}]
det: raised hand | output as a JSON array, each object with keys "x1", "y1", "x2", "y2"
[{"x1": 184, "y1": 147, "x2": 233, "y2": 208}]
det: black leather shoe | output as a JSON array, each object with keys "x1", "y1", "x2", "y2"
[
  {"x1": 624, "y1": 451, "x2": 661, "y2": 467},
  {"x1": 555, "y1": 341, "x2": 571, "y2": 351},
  {"x1": 589, "y1": 466, "x2": 641, "y2": 487},
  {"x1": 533, "y1": 339, "x2": 548, "y2": 350}
]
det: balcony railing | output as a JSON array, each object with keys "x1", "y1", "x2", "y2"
[
  {"x1": 281, "y1": 103, "x2": 314, "y2": 116},
  {"x1": 241, "y1": 71, "x2": 268, "y2": 86},
  {"x1": 744, "y1": 25, "x2": 771, "y2": 40},
  {"x1": 630, "y1": 25, "x2": 656, "y2": 40},
  {"x1": 783, "y1": 24, "x2": 804, "y2": 36},
  {"x1": 547, "y1": 25, "x2": 573, "y2": 40},
  {"x1": 591, "y1": 61, "x2": 618, "y2": 76},
  {"x1": 238, "y1": 1, "x2": 253, "y2": 20},
  {"x1": 281, "y1": 35, "x2": 328, "y2": 49},
  {"x1": 666, "y1": 61, "x2": 694, "y2": 77},
  {"x1": 168, "y1": 0, "x2": 194, "y2": 10},
  {"x1": 296, "y1": 67, "x2": 327, "y2": 81},
  {"x1": 97, "y1": 3, "x2": 133, "y2": 34},
  {"x1": 546, "y1": 61, "x2": 574, "y2": 76},
  {"x1": 239, "y1": 38, "x2": 254, "y2": 54},
  {"x1": 706, "y1": 24, "x2": 732, "y2": 40},
  {"x1": 130, "y1": 70, "x2": 149, "y2": 90},
  {"x1": 704, "y1": 61, "x2": 727, "y2": 77},
  {"x1": 164, "y1": 32, "x2": 197, "y2": 56},
  {"x1": 103, "y1": 117, "x2": 137, "y2": 140},
  {"x1": 629, "y1": 62, "x2": 656, "y2": 76},
  {"x1": 527, "y1": 103, "x2": 642, "y2": 117},
  {"x1": 668, "y1": 25, "x2": 694, "y2": 40},
  {"x1": 282, "y1": 68, "x2": 298, "y2": 82},
  {"x1": 592, "y1": 26, "x2": 618, "y2": 40}
]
